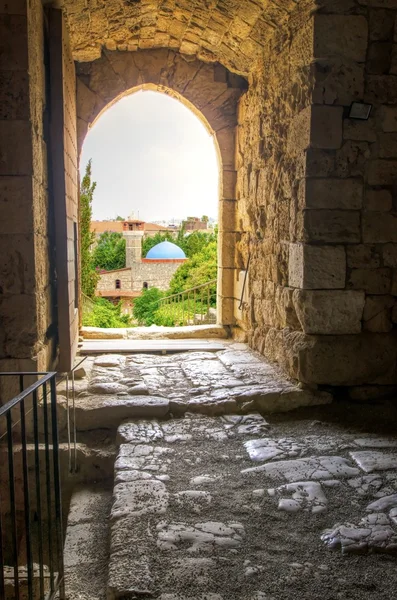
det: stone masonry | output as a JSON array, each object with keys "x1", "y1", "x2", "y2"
[{"x1": 1, "y1": 1, "x2": 397, "y2": 395}]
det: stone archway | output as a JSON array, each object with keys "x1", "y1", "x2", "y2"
[{"x1": 76, "y1": 49, "x2": 248, "y2": 326}]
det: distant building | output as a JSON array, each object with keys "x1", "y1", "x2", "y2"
[
  {"x1": 184, "y1": 217, "x2": 208, "y2": 232},
  {"x1": 95, "y1": 217, "x2": 187, "y2": 312},
  {"x1": 90, "y1": 218, "x2": 174, "y2": 239}
]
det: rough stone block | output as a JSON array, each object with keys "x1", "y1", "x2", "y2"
[
  {"x1": 310, "y1": 106, "x2": 343, "y2": 150},
  {"x1": 0, "y1": 14, "x2": 28, "y2": 70},
  {"x1": 222, "y1": 170, "x2": 236, "y2": 199},
  {"x1": 378, "y1": 133, "x2": 397, "y2": 158},
  {"x1": 363, "y1": 295, "x2": 394, "y2": 332},
  {"x1": 348, "y1": 267, "x2": 391, "y2": 294},
  {"x1": 219, "y1": 232, "x2": 236, "y2": 269},
  {"x1": 364, "y1": 188, "x2": 392, "y2": 211},
  {"x1": 292, "y1": 290, "x2": 365, "y2": 334},
  {"x1": 264, "y1": 328, "x2": 397, "y2": 386},
  {"x1": 0, "y1": 121, "x2": 32, "y2": 175},
  {"x1": 0, "y1": 233, "x2": 35, "y2": 294},
  {"x1": 305, "y1": 148, "x2": 335, "y2": 177},
  {"x1": 287, "y1": 106, "x2": 311, "y2": 154},
  {"x1": 383, "y1": 243, "x2": 397, "y2": 267},
  {"x1": 363, "y1": 212, "x2": 397, "y2": 242},
  {"x1": 369, "y1": 9, "x2": 395, "y2": 41},
  {"x1": 301, "y1": 177, "x2": 363, "y2": 210},
  {"x1": 0, "y1": 294, "x2": 37, "y2": 358},
  {"x1": 366, "y1": 75, "x2": 397, "y2": 104},
  {"x1": 343, "y1": 119, "x2": 377, "y2": 142},
  {"x1": 313, "y1": 59, "x2": 364, "y2": 106},
  {"x1": 367, "y1": 41, "x2": 392, "y2": 73},
  {"x1": 369, "y1": 159, "x2": 397, "y2": 185},
  {"x1": 346, "y1": 244, "x2": 381, "y2": 269},
  {"x1": 380, "y1": 106, "x2": 397, "y2": 131},
  {"x1": 216, "y1": 128, "x2": 235, "y2": 170},
  {"x1": 218, "y1": 199, "x2": 236, "y2": 232},
  {"x1": 0, "y1": 177, "x2": 33, "y2": 233},
  {"x1": 288, "y1": 243, "x2": 346, "y2": 289},
  {"x1": 314, "y1": 15, "x2": 368, "y2": 62},
  {"x1": 303, "y1": 210, "x2": 361, "y2": 243}
]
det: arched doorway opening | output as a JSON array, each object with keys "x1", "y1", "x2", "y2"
[
  {"x1": 81, "y1": 87, "x2": 220, "y2": 327},
  {"x1": 77, "y1": 52, "x2": 248, "y2": 328}
]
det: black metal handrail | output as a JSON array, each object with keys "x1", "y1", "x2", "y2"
[{"x1": 0, "y1": 372, "x2": 65, "y2": 600}]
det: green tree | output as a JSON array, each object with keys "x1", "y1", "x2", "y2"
[
  {"x1": 83, "y1": 298, "x2": 131, "y2": 328},
  {"x1": 92, "y1": 231, "x2": 126, "y2": 271},
  {"x1": 133, "y1": 287, "x2": 164, "y2": 326},
  {"x1": 80, "y1": 160, "x2": 99, "y2": 297},
  {"x1": 115, "y1": 215, "x2": 124, "y2": 221},
  {"x1": 182, "y1": 230, "x2": 217, "y2": 258},
  {"x1": 201, "y1": 215, "x2": 209, "y2": 224},
  {"x1": 168, "y1": 240, "x2": 217, "y2": 304},
  {"x1": 142, "y1": 231, "x2": 175, "y2": 257}
]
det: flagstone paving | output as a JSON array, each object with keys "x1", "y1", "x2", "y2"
[
  {"x1": 56, "y1": 345, "x2": 331, "y2": 436},
  {"x1": 103, "y1": 412, "x2": 397, "y2": 600}
]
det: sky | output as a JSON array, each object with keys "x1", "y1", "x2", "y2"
[{"x1": 80, "y1": 90, "x2": 219, "y2": 223}]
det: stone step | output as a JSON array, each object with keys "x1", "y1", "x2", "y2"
[
  {"x1": 63, "y1": 485, "x2": 113, "y2": 600},
  {"x1": 79, "y1": 339, "x2": 226, "y2": 355},
  {"x1": 81, "y1": 325, "x2": 229, "y2": 340}
]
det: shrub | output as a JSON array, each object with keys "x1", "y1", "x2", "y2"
[
  {"x1": 132, "y1": 287, "x2": 164, "y2": 326},
  {"x1": 83, "y1": 298, "x2": 131, "y2": 328}
]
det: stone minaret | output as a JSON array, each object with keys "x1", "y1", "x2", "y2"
[{"x1": 122, "y1": 215, "x2": 144, "y2": 267}]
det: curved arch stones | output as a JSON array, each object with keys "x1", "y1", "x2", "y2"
[{"x1": 76, "y1": 49, "x2": 248, "y2": 327}]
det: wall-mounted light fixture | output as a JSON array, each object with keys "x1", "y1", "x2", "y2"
[{"x1": 348, "y1": 102, "x2": 372, "y2": 120}]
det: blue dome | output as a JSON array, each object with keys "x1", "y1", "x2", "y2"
[{"x1": 146, "y1": 241, "x2": 186, "y2": 260}]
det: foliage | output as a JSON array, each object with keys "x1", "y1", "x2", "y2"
[
  {"x1": 80, "y1": 160, "x2": 99, "y2": 297},
  {"x1": 141, "y1": 232, "x2": 175, "y2": 257},
  {"x1": 82, "y1": 298, "x2": 131, "y2": 328},
  {"x1": 154, "y1": 299, "x2": 211, "y2": 327},
  {"x1": 115, "y1": 215, "x2": 124, "y2": 221},
  {"x1": 168, "y1": 241, "x2": 217, "y2": 304},
  {"x1": 181, "y1": 230, "x2": 217, "y2": 258},
  {"x1": 92, "y1": 231, "x2": 126, "y2": 271},
  {"x1": 132, "y1": 287, "x2": 164, "y2": 326},
  {"x1": 201, "y1": 215, "x2": 209, "y2": 223}
]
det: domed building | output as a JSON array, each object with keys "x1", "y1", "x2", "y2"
[
  {"x1": 96, "y1": 218, "x2": 187, "y2": 310},
  {"x1": 146, "y1": 241, "x2": 186, "y2": 260}
]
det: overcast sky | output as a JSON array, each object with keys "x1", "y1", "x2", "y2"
[{"x1": 80, "y1": 90, "x2": 219, "y2": 223}]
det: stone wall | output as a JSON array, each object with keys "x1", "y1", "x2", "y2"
[
  {"x1": 97, "y1": 269, "x2": 132, "y2": 293},
  {"x1": 237, "y1": 2, "x2": 397, "y2": 392},
  {"x1": 76, "y1": 49, "x2": 247, "y2": 325},
  {"x1": 131, "y1": 262, "x2": 182, "y2": 292},
  {"x1": 0, "y1": 0, "x2": 54, "y2": 402}
]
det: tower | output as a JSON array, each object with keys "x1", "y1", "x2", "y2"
[{"x1": 122, "y1": 217, "x2": 144, "y2": 266}]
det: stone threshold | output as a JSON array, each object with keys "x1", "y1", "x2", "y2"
[{"x1": 81, "y1": 324, "x2": 229, "y2": 340}]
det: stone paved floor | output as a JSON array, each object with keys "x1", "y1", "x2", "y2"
[
  {"x1": 62, "y1": 348, "x2": 397, "y2": 599},
  {"x1": 57, "y1": 344, "x2": 330, "y2": 435},
  {"x1": 103, "y1": 412, "x2": 397, "y2": 600}
]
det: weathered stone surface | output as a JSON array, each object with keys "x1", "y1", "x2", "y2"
[
  {"x1": 269, "y1": 481, "x2": 328, "y2": 514},
  {"x1": 346, "y1": 244, "x2": 381, "y2": 269},
  {"x1": 368, "y1": 159, "x2": 397, "y2": 185},
  {"x1": 363, "y1": 212, "x2": 397, "y2": 243},
  {"x1": 350, "y1": 451, "x2": 397, "y2": 473},
  {"x1": 264, "y1": 328, "x2": 397, "y2": 385},
  {"x1": 314, "y1": 15, "x2": 368, "y2": 62},
  {"x1": 288, "y1": 243, "x2": 346, "y2": 289},
  {"x1": 310, "y1": 106, "x2": 343, "y2": 150},
  {"x1": 301, "y1": 177, "x2": 363, "y2": 209},
  {"x1": 292, "y1": 290, "x2": 365, "y2": 334},
  {"x1": 303, "y1": 210, "x2": 361, "y2": 243},
  {"x1": 348, "y1": 267, "x2": 391, "y2": 294},
  {"x1": 363, "y1": 295, "x2": 394, "y2": 332},
  {"x1": 380, "y1": 106, "x2": 397, "y2": 131},
  {"x1": 242, "y1": 456, "x2": 360, "y2": 481},
  {"x1": 365, "y1": 188, "x2": 392, "y2": 211}
]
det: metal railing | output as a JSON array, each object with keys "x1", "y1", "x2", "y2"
[
  {"x1": 56, "y1": 356, "x2": 87, "y2": 474},
  {"x1": 157, "y1": 279, "x2": 217, "y2": 327},
  {"x1": 0, "y1": 373, "x2": 65, "y2": 600},
  {"x1": 81, "y1": 292, "x2": 96, "y2": 320}
]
